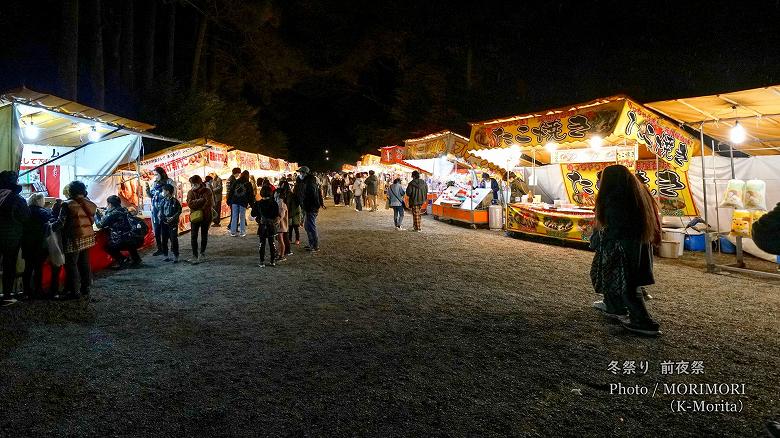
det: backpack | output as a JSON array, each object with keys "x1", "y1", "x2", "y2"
[
  {"x1": 127, "y1": 214, "x2": 149, "y2": 242},
  {"x1": 233, "y1": 182, "x2": 248, "y2": 199}
]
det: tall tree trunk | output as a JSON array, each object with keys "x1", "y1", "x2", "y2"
[
  {"x1": 466, "y1": 45, "x2": 473, "y2": 91},
  {"x1": 166, "y1": 2, "x2": 176, "y2": 84},
  {"x1": 106, "y1": 17, "x2": 121, "y2": 106},
  {"x1": 90, "y1": 0, "x2": 105, "y2": 108},
  {"x1": 190, "y1": 15, "x2": 208, "y2": 90},
  {"x1": 58, "y1": 0, "x2": 79, "y2": 100},
  {"x1": 207, "y1": 37, "x2": 217, "y2": 92},
  {"x1": 120, "y1": 0, "x2": 135, "y2": 92},
  {"x1": 142, "y1": 0, "x2": 157, "y2": 88}
]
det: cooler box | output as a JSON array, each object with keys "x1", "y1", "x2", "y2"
[{"x1": 488, "y1": 205, "x2": 504, "y2": 230}]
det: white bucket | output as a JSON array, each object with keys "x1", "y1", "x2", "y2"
[
  {"x1": 662, "y1": 228, "x2": 686, "y2": 257},
  {"x1": 659, "y1": 240, "x2": 681, "y2": 258}
]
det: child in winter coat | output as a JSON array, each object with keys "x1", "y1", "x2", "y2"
[
  {"x1": 251, "y1": 185, "x2": 280, "y2": 267},
  {"x1": 158, "y1": 184, "x2": 182, "y2": 263}
]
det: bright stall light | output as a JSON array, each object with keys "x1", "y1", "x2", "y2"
[
  {"x1": 88, "y1": 126, "x2": 101, "y2": 142},
  {"x1": 545, "y1": 142, "x2": 558, "y2": 152},
  {"x1": 325, "y1": 149, "x2": 329, "y2": 154},
  {"x1": 729, "y1": 121, "x2": 746, "y2": 144},
  {"x1": 23, "y1": 122, "x2": 40, "y2": 140},
  {"x1": 589, "y1": 135, "x2": 603, "y2": 149}
]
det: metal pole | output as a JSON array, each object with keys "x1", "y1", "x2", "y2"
[{"x1": 700, "y1": 123, "x2": 715, "y2": 273}]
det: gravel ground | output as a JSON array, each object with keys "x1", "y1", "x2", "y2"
[{"x1": 1, "y1": 201, "x2": 778, "y2": 437}]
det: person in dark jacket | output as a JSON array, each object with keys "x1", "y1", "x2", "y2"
[
  {"x1": 186, "y1": 175, "x2": 214, "y2": 264},
  {"x1": 96, "y1": 195, "x2": 142, "y2": 268},
  {"x1": 752, "y1": 202, "x2": 780, "y2": 257},
  {"x1": 591, "y1": 164, "x2": 661, "y2": 336},
  {"x1": 208, "y1": 172, "x2": 224, "y2": 226},
  {"x1": 364, "y1": 170, "x2": 379, "y2": 211},
  {"x1": 52, "y1": 180, "x2": 98, "y2": 299},
  {"x1": 405, "y1": 171, "x2": 428, "y2": 232},
  {"x1": 228, "y1": 171, "x2": 253, "y2": 237},
  {"x1": 481, "y1": 173, "x2": 501, "y2": 205},
  {"x1": 0, "y1": 171, "x2": 30, "y2": 304},
  {"x1": 145, "y1": 167, "x2": 175, "y2": 256},
  {"x1": 331, "y1": 174, "x2": 343, "y2": 205},
  {"x1": 22, "y1": 193, "x2": 51, "y2": 298},
  {"x1": 224, "y1": 167, "x2": 241, "y2": 229},
  {"x1": 296, "y1": 166, "x2": 325, "y2": 251},
  {"x1": 251, "y1": 185, "x2": 280, "y2": 267},
  {"x1": 158, "y1": 184, "x2": 182, "y2": 263}
]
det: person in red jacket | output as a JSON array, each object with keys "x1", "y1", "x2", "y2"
[{"x1": 186, "y1": 175, "x2": 214, "y2": 264}]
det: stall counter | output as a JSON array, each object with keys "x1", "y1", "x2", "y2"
[{"x1": 506, "y1": 203, "x2": 596, "y2": 242}]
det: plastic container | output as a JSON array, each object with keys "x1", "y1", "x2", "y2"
[
  {"x1": 488, "y1": 204, "x2": 504, "y2": 230},
  {"x1": 659, "y1": 240, "x2": 681, "y2": 258},
  {"x1": 718, "y1": 237, "x2": 736, "y2": 254},
  {"x1": 684, "y1": 233, "x2": 706, "y2": 252},
  {"x1": 662, "y1": 228, "x2": 686, "y2": 257}
]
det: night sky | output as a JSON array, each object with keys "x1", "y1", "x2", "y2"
[{"x1": 1, "y1": 0, "x2": 779, "y2": 168}]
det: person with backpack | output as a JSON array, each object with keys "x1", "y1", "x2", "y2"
[
  {"x1": 387, "y1": 178, "x2": 406, "y2": 230},
  {"x1": 251, "y1": 185, "x2": 281, "y2": 267},
  {"x1": 158, "y1": 184, "x2": 182, "y2": 263},
  {"x1": 405, "y1": 171, "x2": 428, "y2": 232},
  {"x1": 145, "y1": 167, "x2": 175, "y2": 256},
  {"x1": 228, "y1": 171, "x2": 253, "y2": 237},
  {"x1": 52, "y1": 180, "x2": 98, "y2": 299},
  {"x1": 186, "y1": 175, "x2": 214, "y2": 264},
  {"x1": 21, "y1": 193, "x2": 53, "y2": 299},
  {"x1": 96, "y1": 195, "x2": 143, "y2": 268},
  {"x1": 224, "y1": 167, "x2": 241, "y2": 229},
  {"x1": 0, "y1": 171, "x2": 31, "y2": 305}
]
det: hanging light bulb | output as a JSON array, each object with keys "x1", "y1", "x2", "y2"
[
  {"x1": 729, "y1": 121, "x2": 746, "y2": 144},
  {"x1": 88, "y1": 125, "x2": 101, "y2": 142},
  {"x1": 23, "y1": 121, "x2": 40, "y2": 140},
  {"x1": 589, "y1": 135, "x2": 603, "y2": 149},
  {"x1": 545, "y1": 142, "x2": 558, "y2": 152}
]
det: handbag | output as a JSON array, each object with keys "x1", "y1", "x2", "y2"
[
  {"x1": 190, "y1": 209, "x2": 204, "y2": 224},
  {"x1": 47, "y1": 228, "x2": 65, "y2": 267},
  {"x1": 590, "y1": 228, "x2": 628, "y2": 299}
]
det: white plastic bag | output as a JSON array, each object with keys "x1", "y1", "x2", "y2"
[
  {"x1": 47, "y1": 230, "x2": 65, "y2": 267},
  {"x1": 744, "y1": 179, "x2": 767, "y2": 210},
  {"x1": 719, "y1": 179, "x2": 745, "y2": 209}
]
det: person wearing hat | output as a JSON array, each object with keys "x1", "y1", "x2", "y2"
[
  {"x1": 96, "y1": 195, "x2": 142, "y2": 268},
  {"x1": 0, "y1": 171, "x2": 31, "y2": 304}
]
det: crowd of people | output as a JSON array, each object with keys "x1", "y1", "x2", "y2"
[{"x1": 3, "y1": 163, "x2": 780, "y2": 342}]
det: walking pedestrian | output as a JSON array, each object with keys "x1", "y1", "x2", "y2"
[
  {"x1": 287, "y1": 181, "x2": 303, "y2": 245},
  {"x1": 145, "y1": 167, "x2": 175, "y2": 256},
  {"x1": 209, "y1": 172, "x2": 224, "y2": 226},
  {"x1": 225, "y1": 167, "x2": 241, "y2": 230},
  {"x1": 22, "y1": 193, "x2": 51, "y2": 299},
  {"x1": 364, "y1": 170, "x2": 379, "y2": 211},
  {"x1": 387, "y1": 178, "x2": 406, "y2": 230},
  {"x1": 342, "y1": 173, "x2": 353, "y2": 207},
  {"x1": 95, "y1": 195, "x2": 143, "y2": 269},
  {"x1": 352, "y1": 173, "x2": 365, "y2": 212},
  {"x1": 275, "y1": 181, "x2": 292, "y2": 258},
  {"x1": 405, "y1": 171, "x2": 428, "y2": 232},
  {"x1": 331, "y1": 174, "x2": 343, "y2": 206},
  {"x1": 158, "y1": 184, "x2": 182, "y2": 263},
  {"x1": 228, "y1": 171, "x2": 253, "y2": 237},
  {"x1": 297, "y1": 166, "x2": 325, "y2": 252},
  {"x1": 52, "y1": 180, "x2": 97, "y2": 299},
  {"x1": 186, "y1": 175, "x2": 214, "y2": 264},
  {"x1": 590, "y1": 164, "x2": 661, "y2": 336},
  {"x1": 251, "y1": 185, "x2": 280, "y2": 267}
]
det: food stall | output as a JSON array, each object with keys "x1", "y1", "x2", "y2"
[
  {"x1": 387, "y1": 130, "x2": 501, "y2": 226},
  {"x1": 647, "y1": 86, "x2": 780, "y2": 277},
  {"x1": 0, "y1": 87, "x2": 170, "y2": 288},
  {"x1": 467, "y1": 96, "x2": 699, "y2": 242}
]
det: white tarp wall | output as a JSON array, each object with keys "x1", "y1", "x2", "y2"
[{"x1": 20, "y1": 135, "x2": 142, "y2": 206}]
